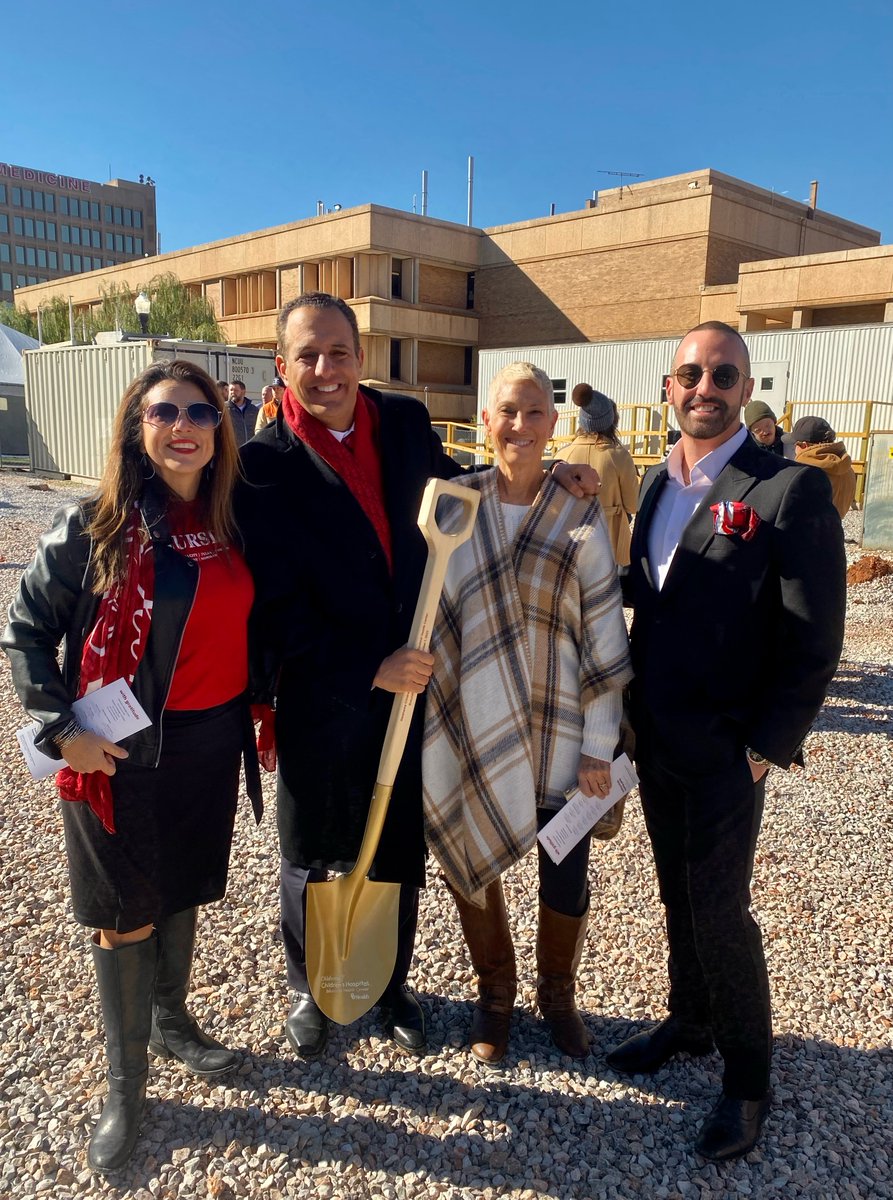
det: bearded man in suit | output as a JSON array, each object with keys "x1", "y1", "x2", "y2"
[{"x1": 607, "y1": 321, "x2": 845, "y2": 1161}]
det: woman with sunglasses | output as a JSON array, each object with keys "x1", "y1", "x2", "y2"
[{"x1": 2, "y1": 359, "x2": 261, "y2": 1173}]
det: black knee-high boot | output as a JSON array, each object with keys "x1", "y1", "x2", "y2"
[
  {"x1": 148, "y1": 907, "x2": 237, "y2": 1077},
  {"x1": 88, "y1": 935, "x2": 157, "y2": 1173}
]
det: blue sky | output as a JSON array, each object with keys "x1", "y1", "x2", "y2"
[{"x1": 6, "y1": 0, "x2": 892, "y2": 248}]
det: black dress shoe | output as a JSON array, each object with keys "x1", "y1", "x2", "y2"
[
  {"x1": 695, "y1": 1091, "x2": 771, "y2": 1161},
  {"x1": 379, "y1": 985, "x2": 427, "y2": 1056},
  {"x1": 285, "y1": 993, "x2": 329, "y2": 1058},
  {"x1": 606, "y1": 1016, "x2": 713, "y2": 1074}
]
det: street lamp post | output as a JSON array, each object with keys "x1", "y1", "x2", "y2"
[{"x1": 135, "y1": 291, "x2": 152, "y2": 336}]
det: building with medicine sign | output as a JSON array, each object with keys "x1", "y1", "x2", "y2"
[
  {"x1": 14, "y1": 168, "x2": 892, "y2": 422},
  {"x1": 0, "y1": 161, "x2": 157, "y2": 303}
]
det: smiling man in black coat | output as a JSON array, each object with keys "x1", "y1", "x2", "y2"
[{"x1": 607, "y1": 322, "x2": 846, "y2": 1161}]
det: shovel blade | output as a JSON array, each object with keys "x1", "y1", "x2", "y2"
[{"x1": 306, "y1": 875, "x2": 401, "y2": 1024}]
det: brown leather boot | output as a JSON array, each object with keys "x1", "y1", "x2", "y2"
[
  {"x1": 448, "y1": 879, "x2": 517, "y2": 1067},
  {"x1": 536, "y1": 899, "x2": 591, "y2": 1058}
]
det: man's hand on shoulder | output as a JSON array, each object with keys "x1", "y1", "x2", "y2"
[{"x1": 551, "y1": 460, "x2": 601, "y2": 498}]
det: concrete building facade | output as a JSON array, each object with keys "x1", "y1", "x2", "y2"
[
  {"x1": 0, "y1": 161, "x2": 157, "y2": 305},
  {"x1": 12, "y1": 169, "x2": 889, "y2": 422}
]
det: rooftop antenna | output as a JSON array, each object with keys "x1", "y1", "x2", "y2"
[
  {"x1": 421, "y1": 170, "x2": 428, "y2": 217},
  {"x1": 598, "y1": 169, "x2": 644, "y2": 198},
  {"x1": 467, "y1": 155, "x2": 474, "y2": 226}
]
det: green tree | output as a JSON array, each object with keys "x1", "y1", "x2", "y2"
[
  {"x1": 0, "y1": 302, "x2": 38, "y2": 338},
  {"x1": 3, "y1": 272, "x2": 227, "y2": 346}
]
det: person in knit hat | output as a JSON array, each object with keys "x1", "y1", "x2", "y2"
[
  {"x1": 554, "y1": 383, "x2": 639, "y2": 565},
  {"x1": 782, "y1": 416, "x2": 856, "y2": 519},
  {"x1": 743, "y1": 400, "x2": 785, "y2": 458}
]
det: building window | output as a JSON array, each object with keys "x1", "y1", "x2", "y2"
[
  {"x1": 92, "y1": 229, "x2": 100, "y2": 248},
  {"x1": 135, "y1": 237, "x2": 143, "y2": 254},
  {"x1": 550, "y1": 378, "x2": 567, "y2": 406},
  {"x1": 103, "y1": 204, "x2": 112, "y2": 223},
  {"x1": 115, "y1": 233, "x2": 123, "y2": 252},
  {"x1": 25, "y1": 247, "x2": 36, "y2": 266},
  {"x1": 72, "y1": 226, "x2": 81, "y2": 245},
  {"x1": 63, "y1": 253, "x2": 71, "y2": 270},
  {"x1": 105, "y1": 232, "x2": 113, "y2": 250},
  {"x1": 390, "y1": 338, "x2": 402, "y2": 379},
  {"x1": 58, "y1": 196, "x2": 68, "y2": 215},
  {"x1": 0, "y1": 243, "x2": 9, "y2": 262},
  {"x1": 1, "y1": 272, "x2": 11, "y2": 291},
  {"x1": 23, "y1": 189, "x2": 33, "y2": 209},
  {"x1": 36, "y1": 219, "x2": 45, "y2": 239},
  {"x1": 13, "y1": 217, "x2": 23, "y2": 235},
  {"x1": 124, "y1": 208, "x2": 132, "y2": 227},
  {"x1": 125, "y1": 235, "x2": 133, "y2": 253},
  {"x1": 391, "y1": 259, "x2": 404, "y2": 299},
  {"x1": 464, "y1": 345, "x2": 473, "y2": 386},
  {"x1": 61, "y1": 224, "x2": 70, "y2": 243},
  {"x1": 466, "y1": 272, "x2": 475, "y2": 309},
  {"x1": 24, "y1": 218, "x2": 34, "y2": 238},
  {"x1": 0, "y1": 214, "x2": 6, "y2": 233},
  {"x1": 73, "y1": 254, "x2": 82, "y2": 272},
  {"x1": 134, "y1": 210, "x2": 142, "y2": 229},
  {"x1": 37, "y1": 248, "x2": 47, "y2": 267},
  {"x1": 47, "y1": 222, "x2": 55, "y2": 240},
  {"x1": 44, "y1": 192, "x2": 54, "y2": 213},
  {"x1": 48, "y1": 250, "x2": 57, "y2": 268},
  {"x1": 90, "y1": 202, "x2": 99, "y2": 221},
  {"x1": 34, "y1": 191, "x2": 44, "y2": 211},
  {"x1": 114, "y1": 206, "x2": 122, "y2": 225},
  {"x1": 15, "y1": 246, "x2": 25, "y2": 264},
  {"x1": 0, "y1": 184, "x2": 5, "y2": 203},
  {"x1": 12, "y1": 187, "x2": 21, "y2": 205},
  {"x1": 16, "y1": 273, "x2": 26, "y2": 286}
]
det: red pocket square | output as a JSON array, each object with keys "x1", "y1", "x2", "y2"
[{"x1": 710, "y1": 501, "x2": 761, "y2": 542}]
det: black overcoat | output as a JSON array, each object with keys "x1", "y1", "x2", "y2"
[
  {"x1": 626, "y1": 435, "x2": 846, "y2": 773},
  {"x1": 236, "y1": 386, "x2": 460, "y2": 886}
]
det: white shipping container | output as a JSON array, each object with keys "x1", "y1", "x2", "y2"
[{"x1": 24, "y1": 339, "x2": 276, "y2": 479}]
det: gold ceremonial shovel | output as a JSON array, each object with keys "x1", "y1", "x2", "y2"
[{"x1": 306, "y1": 476, "x2": 480, "y2": 1025}]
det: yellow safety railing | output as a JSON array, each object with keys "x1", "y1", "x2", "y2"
[{"x1": 437, "y1": 400, "x2": 889, "y2": 505}]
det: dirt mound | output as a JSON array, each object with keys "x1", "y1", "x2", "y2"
[{"x1": 847, "y1": 555, "x2": 893, "y2": 585}]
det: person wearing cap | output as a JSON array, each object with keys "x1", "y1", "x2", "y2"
[
  {"x1": 554, "y1": 383, "x2": 639, "y2": 565},
  {"x1": 256, "y1": 375, "x2": 286, "y2": 431},
  {"x1": 782, "y1": 416, "x2": 856, "y2": 519},
  {"x1": 743, "y1": 400, "x2": 785, "y2": 458}
]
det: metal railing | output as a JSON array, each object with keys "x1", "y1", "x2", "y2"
[{"x1": 436, "y1": 400, "x2": 891, "y2": 505}]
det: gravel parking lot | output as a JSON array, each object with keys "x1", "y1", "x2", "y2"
[{"x1": 1, "y1": 471, "x2": 891, "y2": 1200}]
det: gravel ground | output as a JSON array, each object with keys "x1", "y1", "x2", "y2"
[{"x1": 1, "y1": 471, "x2": 891, "y2": 1200}]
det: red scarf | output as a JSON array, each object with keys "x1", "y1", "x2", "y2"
[
  {"x1": 281, "y1": 387, "x2": 393, "y2": 572},
  {"x1": 57, "y1": 506, "x2": 154, "y2": 834}
]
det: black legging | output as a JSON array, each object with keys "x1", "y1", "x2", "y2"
[{"x1": 536, "y1": 809, "x2": 591, "y2": 918}]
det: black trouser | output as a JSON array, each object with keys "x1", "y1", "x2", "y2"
[
  {"x1": 637, "y1": 755, "x2": 772, "y2": 1099},
  {"x1": 279, "y1": 856, "x2": 419, "y2": 1001}
]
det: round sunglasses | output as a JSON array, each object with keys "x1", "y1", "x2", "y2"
[
  {"x1": 142, "y1": 401, "x2": 222, "y2": 430},
  {"x1": 671, "y1": 363, "x2": 748, "y2": 390}
]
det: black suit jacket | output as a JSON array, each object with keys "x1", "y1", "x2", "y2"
[
  {"x1": 236, "y1": 386, "x2": 460, "y2": 885},
  {"x1": 626, "y1": 434, "x2": 845, "y2": 773}
]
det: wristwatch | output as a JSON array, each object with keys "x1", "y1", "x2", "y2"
[{"x1": 745, "y1": 746, "x2": 769, "y2": 768}]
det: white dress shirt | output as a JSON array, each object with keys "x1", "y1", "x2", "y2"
[{"x1": 647, "y1": 425, "x2": 748, "y2": 591}]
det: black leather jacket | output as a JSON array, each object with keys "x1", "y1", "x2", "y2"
[{"x1": 2, "y1": 486, "x2": 199, "y2": 767}]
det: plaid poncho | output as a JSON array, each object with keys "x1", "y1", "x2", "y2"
[{"x1": 423, "y1": 470, "x2": 633, "y2": 902}]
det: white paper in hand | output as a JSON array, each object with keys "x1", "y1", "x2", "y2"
[
  {"x1": 16, "y1": 679, "x2": 151, "y2": 781},
  {"x1": 537, "y1": 753, "x2": 639, "y2": 866}
]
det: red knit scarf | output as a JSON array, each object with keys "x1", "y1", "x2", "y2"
[
  {"x1": 281, "y1": 387, "x2": 393, "y2": 572},
  {"x1": 57, "y1": 506, "x2": 154, "y2": 834}
]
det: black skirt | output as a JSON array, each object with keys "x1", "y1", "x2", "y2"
[{"x1": 62, "y1": 697, "x2": 244, "y2": 933}]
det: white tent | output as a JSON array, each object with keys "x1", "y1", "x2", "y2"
[{"x1": 0, "y1": 322, "x2": 39, "y2": 387}]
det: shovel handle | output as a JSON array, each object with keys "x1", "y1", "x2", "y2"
[{"x1": 351, "y1": 477, "x2": 479, "y2": 880}]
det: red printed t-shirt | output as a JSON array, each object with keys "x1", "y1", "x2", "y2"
[{"x1": 164, "y1": 501, "x2": 254, "y2": 711}]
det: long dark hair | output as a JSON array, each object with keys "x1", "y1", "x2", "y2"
[{"x1": 87, "y1": 359, "x2": 240, "y2": 592}]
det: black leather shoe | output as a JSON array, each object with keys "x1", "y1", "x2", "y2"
[
  {"x1": 379, "y1": 985, "x2": 427, "y2": 1056},
  {"x1": 695, "y1": 1091, "x2": 771, "y2": 1161},
  {"x1": 285, "y1": 993, "x2": 329, "y2": 1058},
  {"x1": 606, "y1": 1016, "x2": 713, "y2": 1074}
]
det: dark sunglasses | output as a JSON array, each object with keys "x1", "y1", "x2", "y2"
[
  {"x1": 143, "y1": 401, "x2": 222, "y2": 430},
  {"x1": 672, "y1": 363, "x2": 748, "y2": 390}
]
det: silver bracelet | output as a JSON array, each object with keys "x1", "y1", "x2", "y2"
[{"x1": 54, "y1": 719, "x2": 86, "y2": 750}]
